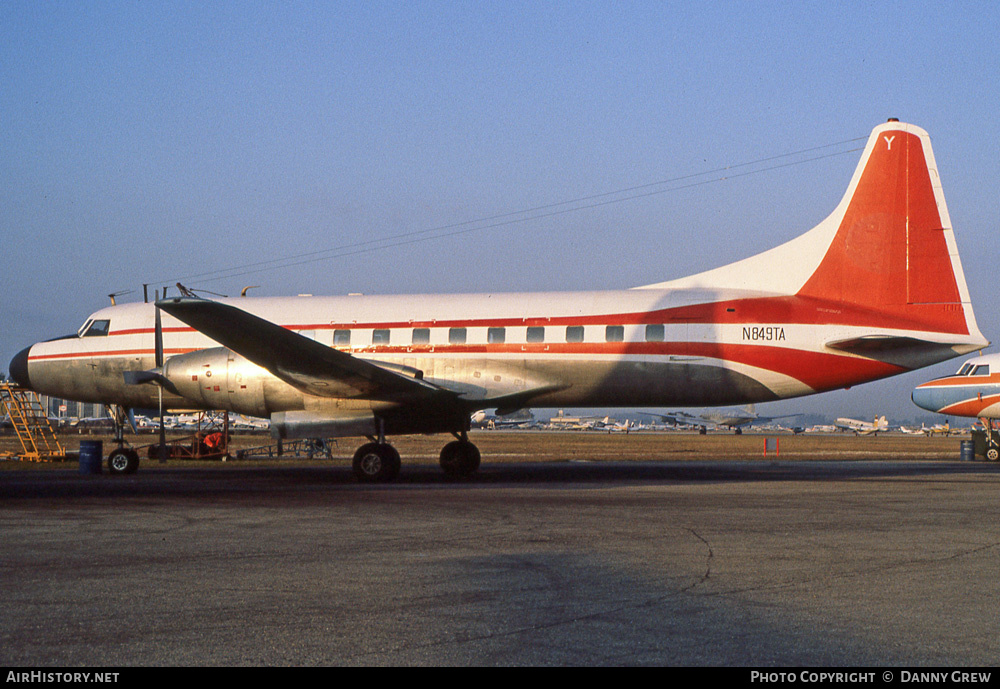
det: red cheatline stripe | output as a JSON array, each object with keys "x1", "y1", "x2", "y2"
[
  {"x1": 940, "y1": 394, "x2": 1000, "y2": 417},
  {"x1": 29, "y1": 341, "x2": 904, "y2": 392}
]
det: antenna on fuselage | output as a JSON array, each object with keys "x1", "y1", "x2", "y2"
[{"x1": 108, "y1": 290, "x2": 133, "y2": 306}]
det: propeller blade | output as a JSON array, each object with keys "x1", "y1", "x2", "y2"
[
  {"x1": 155, "y1": 292, "x2": 167, "y2": 464},
  {"x1": 158, "y1": 386, "x2": 166, "y2": 464},
  {"x1": 154, "y1": 303, "x2": 164, "y2": 370}
]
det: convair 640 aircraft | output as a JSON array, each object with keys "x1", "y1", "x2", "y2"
[{"x1": 9, "y1": 120, "x2": 988, "y2": 479}]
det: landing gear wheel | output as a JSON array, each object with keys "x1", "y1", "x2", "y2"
[
  {"x1": 107, "y1": 448, "x2": 139, "y2": 475},
  {"x1": 352, "y1": 443, "x2": 401, "y2": 483},
  {"x1": 986, "y1": 447, "x2": 999, "y2": 462},
  {"x1": 439, "y1": 440, "x2": 481, "y2": 479}
]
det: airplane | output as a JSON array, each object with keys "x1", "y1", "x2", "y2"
[
  {"x1": 899, "y1": 421, "x2": 952, "y2": 436},
  {"x1": 834, "y1": 415, "x2": 889, "y2": 435},
  {"x1": 470, "y1": 409, "x2": 536, "y2": 429},
  {"x1": 912, "y1": 352, "x2": 1000, "y2": 458},
  {"x1": 8, "y1": 120, "x2": 988, "y2": 480},
  {"x1": 546, "y1": 412, "x2": 605, "y2": 430},
  {"x1": 642, "y1": 406, "x2": 800, "y2": 434},
  {"x1": 600, "y1": 417, "x2": 634, "y2": 433}
]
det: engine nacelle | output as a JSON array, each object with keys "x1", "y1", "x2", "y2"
[
  {"x1": 270, "y1": 410, "x2": 378, "y2": 439},
  {"x1": 162, "y1": 347, "x2": 272, "y2": 416}
]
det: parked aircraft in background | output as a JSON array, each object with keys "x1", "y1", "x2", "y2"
[
  {"x1": 600, "y1": 417, "x2": 635, "y2": 433},
  {"x1": 546, "y1": 411, "x2": 610, "y2": 431},
  {"x1": 643, "y1": 406, "x2": 800, "y2": 434},
  {"x1": 10, "y1": 121, "x2": 988, "y2": 479},
  {"x1": 913, "y1": 353, "x2": 1000, "y2": 458},
  {"x1": 899, "y1": 422, "x2": 953, "y2": 436},
  {"x1": 834, "y1": 416, "x2": 889, "y2": 435},
  {"x1": 471, "y1": 409, "x2": 536, "y2": 429}
]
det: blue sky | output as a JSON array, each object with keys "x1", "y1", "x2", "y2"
[{"x1": 3, "y1": 1, "x2": 998, "y2": 421}]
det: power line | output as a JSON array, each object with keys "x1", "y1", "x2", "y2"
[{"x1": 153, "y1": 135, "x2": 867, "y2": 288}]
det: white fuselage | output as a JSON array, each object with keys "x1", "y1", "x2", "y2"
[{"x1": 21, "y1": 284, "x2": 979, "y2": 422}]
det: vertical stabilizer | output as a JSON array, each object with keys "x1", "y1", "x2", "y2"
[{"x1": 639, "y1": 121, "x2": 984, "y2": 342}]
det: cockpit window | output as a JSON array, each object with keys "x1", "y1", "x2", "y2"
[
  {"x1": 971, "y1": 364, "x2": 990, "y2": 376},
  {"x1": 77, "y1": 319, "x2": 93, "y2": 337},
  {"x1": 82, "y1": 319, "x2": 111, "y2": 337}
]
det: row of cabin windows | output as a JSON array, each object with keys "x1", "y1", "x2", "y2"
[
  {"x1": 332, "y1": 324, "x2": 668, "y2": 346},
  {"x1": 72, "y1": 319, "x2": 668, "y2": 344}
]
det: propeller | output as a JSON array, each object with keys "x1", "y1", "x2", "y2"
[{"x1": 155, "y1": 292, "x2": 167, "y2": 464}]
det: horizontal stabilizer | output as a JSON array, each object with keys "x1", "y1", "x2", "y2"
[{"x1": 825, "y1": 335, "x2": 937, "y2": 354}]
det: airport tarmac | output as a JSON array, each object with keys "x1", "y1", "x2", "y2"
[{"x1": 2, "y1": 433, "x2": 999, "y2": 666}]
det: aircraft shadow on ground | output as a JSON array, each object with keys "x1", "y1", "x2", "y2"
[{"x1": 1, "y1": 459, "x2": 996, "y2": 501}]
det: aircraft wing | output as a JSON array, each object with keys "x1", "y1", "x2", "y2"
[{"x1": 156, "y1": 296, "x2": 446, "y2": 401}]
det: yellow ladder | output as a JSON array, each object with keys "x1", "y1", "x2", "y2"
[{"x1": 0, "y1": 383, "x2": 66, "y2": 462}]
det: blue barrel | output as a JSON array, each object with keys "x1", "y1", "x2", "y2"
[
  {"x1": 79, "y1": 440, "x2": 103, "y2": 474},
  {"x1": 960, "y1": 440, "x2": 975, "y2": 462}
]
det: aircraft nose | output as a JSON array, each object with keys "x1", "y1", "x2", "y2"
[
  {"x1": 9, "y1": 346, "x2": 31, "y2": 389},
  {"x1": 911, "y1": 385, "x2": 938, "y2": 413}
]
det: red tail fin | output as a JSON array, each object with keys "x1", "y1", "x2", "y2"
[
  {"x1": 642, "y1": 121, "x2": 982, "y2": 340},
  {"x1": 799, "y1": 123, "x2": 962, "y2": 314}
]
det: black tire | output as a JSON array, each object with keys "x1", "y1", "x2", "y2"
[
  {"x1": 352, "y1": 443, "x2": 401, "y2": 483},
  {"x1": 107, "y1": 448, "x2": 139, "y2": 475},
  {"x1": 439, "y1": 440, "x2": 481, "y2": 479}
]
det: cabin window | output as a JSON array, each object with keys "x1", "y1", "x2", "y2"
[
  {"x1": 971, "y1": 365, "x2": 990, "y2": 376},
  {"x1": 412, "y1": 328, "x2": 430, "y2": 345},
  {"x1": 83, "y1": 320, "x2": 111, "y2": 337},
  {"x1": 333, "y1": 329, "x2": 351, "y2": 346},
  {"x1": 605, "y1": 325, "x2": 624, "y2": 342},
  {"x1": 372, "y1": 329, "x2": 390, "y2": 345},
  {"x1": 566, "y1": 326, "x2": 584, "y2": 343},
  {"x1": 526, "y1": 326, "x2": 545, "y2": 343},
  {"x1": 645, "y1": 324, "x2": 665, "y2": 342},
  {"x1": 488, "y1": 327, "x2": 506, "y2": 344},
  {"x1": 449, "y1": 328, "x2": 467, "y2": 344}
]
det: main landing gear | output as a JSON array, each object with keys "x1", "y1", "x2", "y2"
[
  {"x1": 352, "y1": 442, "x2": 402, "y2": 483},
  {"x1": 439, "y1": 434, "x2": 481, "y2": 479},
  {"x1": 350, "y1": 423, "x2": 481, "y2": 483}
]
